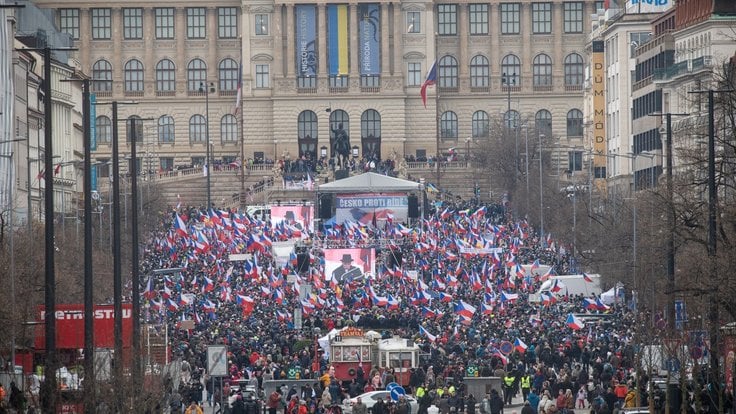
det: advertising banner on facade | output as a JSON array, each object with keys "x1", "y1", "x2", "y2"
[
  {"x1": 295, "y1": 5, "x2": 317, "y2": 76},
  {"x1": 335, "y1": 193, "x2": 407, "y2": 224},
  {"x1": 328, "y1": 4, "x2": 349, "y2": 76},
  {"x1": 34, "y1": 304, "x2": 133, "y2": 349},
  {"x1": 271, "y1": 205, "x2": 314, "y2": 234},
  {"x1": 325, "y1": 248, "x2": 376, "y2": 282},
  {"x1": 359, "y1": 4, "x2": 380, "y2": 75}
]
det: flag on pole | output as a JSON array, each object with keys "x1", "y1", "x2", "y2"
[
  {"x1": 420, "y1": 60, "x2": 437, "y2": 109},
  {"x1": 419, "y1": 325, "x2": 437, "y2": 342},
  {"x1": 566, "y1": 313, "x2": 584, "y2": 330},
  {"x1": 233, "y1": 60, "x2": 243, "y2": 115}
]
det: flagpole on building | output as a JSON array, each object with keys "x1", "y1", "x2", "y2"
[
  {"x1": 434, "y1": 8, "x2": 441, "y2": 190},
  {"x1": 239, "y1": 93, "x2": 245, "y2": 208}
]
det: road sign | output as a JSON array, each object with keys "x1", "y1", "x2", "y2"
[
  {"x1": 390, "y1": 386, "x2": 406, "y2": 401},
  {"x1": 386, "y1": 382, "x2": 400, "y2": 393},
  {"x1": 666, "y1": 357, "x2": 680, "y2": 373},
  {"x1": 499, "y1": 341, "x2": 513, "y2": 355},
  {"x1": 207, "y1": 345, "x2": 228, "y2": 377}
]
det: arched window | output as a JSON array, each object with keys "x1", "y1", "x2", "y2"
[
  {"x1": 298, "y1": 111, "x2": 318, "y2": 159},
  {"x1": 501, "y1": 54, "x2": 520, "y2": 86},
  {"x1": 361, "y1": 109, "x2": 381, "y2": 159},
  {"x1": 535, "y1": 109, "x2": 553, "y2": 138},
  {"x1": 155, "y1": 59, "x2": 176, "y2": 92},
  {"x1": 566, "y1": 109, "x2": 583, "y2": 137},
  {"x1": 95, "y1": 115, "x2": 111, "y2": 143},
  {"x1": 564, "y1": 53, "x2": 584, "y2": 86},
  {"x1": 532, "y1": 54, "x2": 552, "y2": 87},
  {"x1": 218, "y1": 58, "x2": 239, "y2": 92},
  {"x1": 92, "y1": 59, "x2": 112, "y2": 92},
  {"x1": 470, "y1": 55, "x2": 489, "y2": 88},
  {"x1": 189, "y1": 114, "x2": 207, "y2": 143},
  {"x1": 187, "y1": 58, "x2": 207, "y2": 92},
  {"x1": 158, "y1": 115, "x2": 175, "y2": 143},
  {"x1": 504, "y1": 110, "x2": 520, "y2": 129},
  {"x1": 440, "y1": 111, "x2": 458, "y2": 140},
  {"x1": 438, "y1": 55, "x2": 458, "y2": 89},
  {"x1": 126, "y1": 115, "x2": 143, "y2": 142},
  {"x1": 472, "y1": 111, "x2": 490, "y2": 138},
  {"x1": 124, "y1": 59, "x2": 144, "y2": 93},
  {"x1": 221, "y1": 114, "x2": 238, "y2": 143}
]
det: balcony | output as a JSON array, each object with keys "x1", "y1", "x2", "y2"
[{"x1": 653, "y1": 56, "x2": 712, "y2": 82}]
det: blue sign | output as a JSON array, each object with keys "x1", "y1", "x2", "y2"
[
  {"x1": 386, "y1": 382, "x2": 399, "y2": 393},
  {"x1": 674, "y1": 300, "x2": 686, "y2": 330},
  {"x1": 390, "y1": 386, "x2": 406, "y2": 401},
  {"x1": 631, "y1": 0, "x2": 668, "y2": 4},
  {"x1": 359, "y1": 4, "x2": 380, "y2": 75},
  {"x1": 89, "y1": 93, "x2": 97, "y2": 191},
  {"x1": 666, "y1": 357, "x2": 680, "y2": 373},
  {"x1": 295, "y1": 5, "x2": 317, "y2": 76}
]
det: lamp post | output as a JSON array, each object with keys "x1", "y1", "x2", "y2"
[
  {"x1": 502, "y1": 72, "x2": 517, "y2": 176},
  {"x1": 538, "y1": 134, "x2": 545, "y2": 247},
  {"x1": 199, "y1": 81, "x2": 215, "y2": 208}
]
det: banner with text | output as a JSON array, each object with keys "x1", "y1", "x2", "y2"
[
  {"x1": 328, "y1": 4, "x2": 349, "y2": 76},
  {"x1": 295, "y1": 5, "x2": 317, "y2": 76},
  {"x1": 335, "y1": 193, "x2": 407, "y2": 225},
  {"x1": 358, "y1": 4, "x2": 380, "y2": 75}
]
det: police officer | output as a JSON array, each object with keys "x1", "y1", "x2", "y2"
[
  {"x1": 520, "y1": 371, "x2": 532, "y2": 403},
  {"x1": 503, "y1": 372, "x2": 516, "y2": 405}
]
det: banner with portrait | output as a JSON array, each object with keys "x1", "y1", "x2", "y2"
[
  {"x1": 335, "y1": 193, "x2": 407, "y2": 225},
  {"x1": 271, "y1": 205, "x2": 314, "y2": 235},
  {"x1": 325, "y1": 248, "x2": 375, "y2": 283},
  {"x1": 295, "y1": 5, "x2": 317, "y2": 76}
]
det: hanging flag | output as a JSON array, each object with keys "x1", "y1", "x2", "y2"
[
  {"x1": 514, "y1": 338, "x2": 528, "y2": 353},
  {"x1": 54, "y1": 163, "x2": 62, "y2": 175},
  {"x1": 583, "y1": 273, "x2": 593, "y2": 283},
  {"x1": 233, "y1": 60, "x2": 243, "y2": 115},
  {"x1": 420, "y1": 60, "x2": 437, "y2": 109}
]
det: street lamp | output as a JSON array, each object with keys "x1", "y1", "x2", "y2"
[
  {"x1": 199, "y1": 81, "x2": 215, "y2": 208},
  {"x1": 538, "y1": 134, "x2": 545, "y2": 247}
]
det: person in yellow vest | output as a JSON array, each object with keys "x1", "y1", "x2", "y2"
[
  {"x1": 503, "y1": 372, "x2": 516, "y2": 405},
  {"x1": 520, "y1": 371, "x2": 532, "y2": 402}
]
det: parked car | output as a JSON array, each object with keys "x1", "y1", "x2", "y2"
[{"x1": 342, "y1": 391, "x2": 418, "y2": 414}]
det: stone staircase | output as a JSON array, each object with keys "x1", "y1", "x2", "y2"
[{"x1": 101, "y1": 162, "x2": 498, "y2": 210}]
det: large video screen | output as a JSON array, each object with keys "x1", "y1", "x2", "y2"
[{"x1": 324, "y1": 248, "x2": 376, "y2": 283}]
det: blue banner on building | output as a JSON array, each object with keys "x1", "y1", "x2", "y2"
[
  {"x1": 359, "y1": 4, "x2": 380, "y2": 75},
  {"x1": 90, "y1": 93, "x2": 97, "y2": 191},
  {"x1": 295, "y1": 5, "x2": 317, "y2": 76}
]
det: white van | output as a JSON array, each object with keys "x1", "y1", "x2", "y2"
[
  {"x1": 528, "y1": 274, "x2": 602, "y2": 302},
  {"x1": 246, "y1": 205, "x2": 271, "y2": 221}
]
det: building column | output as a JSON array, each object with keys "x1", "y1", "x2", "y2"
[
  {"x1": 207, "y1": 7, "x2": 218, "y2": 82},
  {"x1": 272, "y1": 4, "x2": 284, "y2": 78},
  {"x1": 392, "y1": 3, "x2": 402, "y2": 76},
  {"x1": 381, "y1": 3, "x2": 390, "y2": 75},
  {"x1": 489, "y1": 4, "x2": 500, "y2": 82},
  {"x1": 458, "y1": 4, "x2": 468, "y2": 77},
  {"x1": 553, "y1": 0, "x2": 563, "y2": 80},
  {"x1": 318, "y1": 3, "x2": 328, "y2": 78},
  {"x1": 520, "y1": 2, "x2": 531, "y2": 88},
  {"x1": 176, "y1": 7, "x2": 186, "y2": 93},
  {"x1": 79, "y1": 8, "x2": 91, "y2": 71},
  {"x1": 242, "y1": 5, "x2": 252, "y2": 81},
  {"x1": 112, "y1": 8, "x2": 122, "y2": 91},
  {"x1": 286, "y1": 4, "x2": 295, "y2": 77},
  {"x1": 143, "y1": 8, "x2": 155, "y2": 85},
  {"x1": 349, "y1": 3, "x2": 359, "y2": 78}
]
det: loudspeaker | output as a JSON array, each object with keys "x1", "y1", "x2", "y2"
[
  {"x1": 297, "y1": 253, "x2": 310, "y2": 273},
  {"x1": 335, "y1": 169, "x2": 349, "y2": 180},
  {"x1": 319, "y1": 195, "x2": 332, "y2": 219},
  {"x1": 408, "y1": 195, "x2": 419, "y2": 218}
]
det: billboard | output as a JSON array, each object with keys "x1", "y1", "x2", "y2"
[
  {"x1": 335, "y1": 193, "x2": 407, "y2": 225},
  {"x1": 295, "y1": 5, "x2": 317, "y2": 76},
  {"x1": 325, "y1": 248, "x2": 375, "y2": 283},
  {"x1": 591, "y1": 40, "x2": 607, "y2": 195},
  {"x1": 271, "y1": 205, "x2": 314, "y2": 234},
  {"x1": 34, "y1": 304, "x2": 133, "y2": 350}
]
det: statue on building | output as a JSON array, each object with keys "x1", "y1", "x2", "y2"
[{"x1": 331, "y1": 122, "x2": 350, "y2": 169}]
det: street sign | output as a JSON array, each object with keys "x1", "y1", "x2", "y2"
[
  {"x1": 207, "y1": 345, "x2": 228, "y2": 377},
  {"x1": 386, "y1": 382, "x2": 399, "y2": 393},
  {"x1": 499, "y1": 341, "x2": 513, "y2": 355},
  {"x1": 390, "y1": 386, "x2": 406, "y2": 401},
  {"x1": 666, "y1": 357, "x2": 680, "y2": 373}
]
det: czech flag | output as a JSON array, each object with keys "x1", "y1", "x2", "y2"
[
  {"x1": 566, "y1": 313, "x2": 585, "y2": 330},
  {"x1": 550, "y1": 279, "x2": 565, "y2": 293},
  {"x1": 419, "y1": 325, "x2": 437, "y2": 342},
  {"x1": 174, "y1": 213, "x2": 188, "y2": 237},
  {"x1": 583, "y1": 273, "x2": 594, "y2": 283},
  {"x1": 420, "y1": 60, "x2": 437, "y2": 108},
  {"x1": 481, "y1": 302, "x2": 494, "y2": 315},
  {"x1": 500, "y1": 291, "x2": 519, "y2": 302},
  {"x1": 514, "y1": 338, "x2": 528, "y2": 353},
  {"x1": 583, "y1": 298, "x2": 598, "y2": 310},
  {"x1": 454, "y1": 300, "x2": 477, "y2": 319}
]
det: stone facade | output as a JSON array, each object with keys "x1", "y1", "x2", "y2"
[{"x1": 32, "y1": 0, "x2": 599, "y2": 174}]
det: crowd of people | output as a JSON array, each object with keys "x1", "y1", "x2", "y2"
[{"x1": 139, "y1": 188, "x2": 727, "y2": 414}]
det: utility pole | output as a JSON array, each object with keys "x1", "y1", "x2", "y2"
[
  {"x1": 81, "y1": 79, "x2": 95, "y2": 414},
  {"x1": 111, "y1": 101, "x2": 123, "y2": 412},
  {"x1": 130, "y1": 116, "x2": 141, "y2": 404}
]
